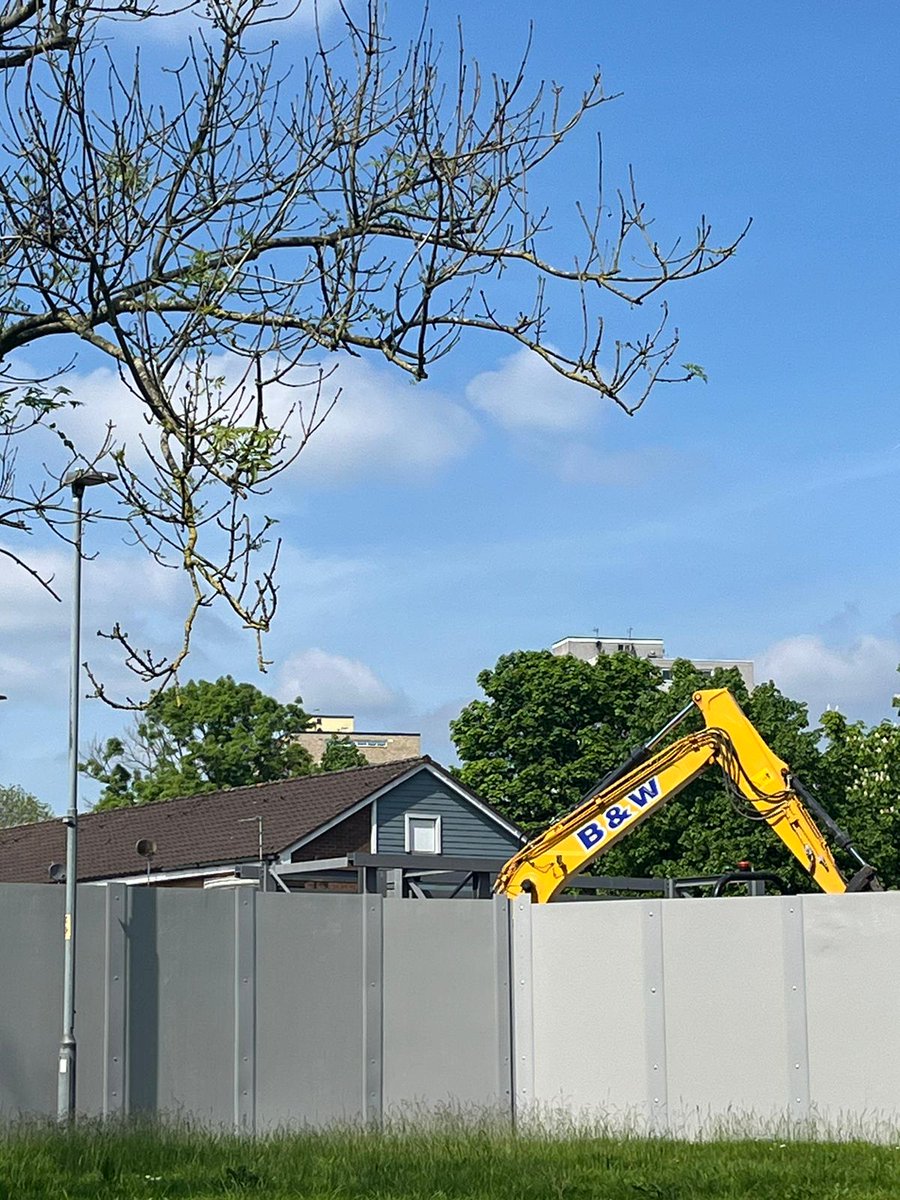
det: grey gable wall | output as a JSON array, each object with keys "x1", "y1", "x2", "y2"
[{"x1": 375, "y1": 769, "x2": 521, "y2": 857}]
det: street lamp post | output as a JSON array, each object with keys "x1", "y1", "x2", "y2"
[{"x1": 57, "y1": 468, "x2": 113, "y2": 1123}]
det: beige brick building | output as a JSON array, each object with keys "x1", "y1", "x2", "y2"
[{"x1": 298, "y1": 715, "x2": 421, "y2": 766}]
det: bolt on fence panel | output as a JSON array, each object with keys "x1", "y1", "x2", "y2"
[
  {"x1": 802, "y1": 891, "x2": 900, "y2": 1126},
  {"x1": 254, "y1": 892, "x2": 368, "y2": 1130},
  {"x1": 381, "y1": 897, "x2": 513, "y2": 1118}
]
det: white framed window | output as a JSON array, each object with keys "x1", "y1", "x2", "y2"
[{"x1": 404, "y1": 813, "x2": 442, "y2": 855}]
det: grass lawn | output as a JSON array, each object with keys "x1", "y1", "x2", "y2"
[{"x1": 1, "y1": 1122, "x2": 898, "y2": 1199}]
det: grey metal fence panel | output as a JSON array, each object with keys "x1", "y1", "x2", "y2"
[
  {"x1": 660, "y1": 897, "x2": 792, "y2": 1133},
  {"x1": 255, "y1": 893, "x2": 366, "y2": 1129},
  {"x1": 102, "y1": 884, "x2": 128, "y2": 1117},
  {"x1": 362, "y1": 893, "x2": 383, "y2": 1125},
  {"x1": 802, "y1": 892, "x2": 900, "y2": 1126},
  {"x1": 125, "y1": 887, "x2": 235, "y2": 1124},
  {"x1": 0, "y1": 884, "x2": 112, "y2": 1119},
  {"x1": 234, "y1": 888, "x2": 256, "y2": 1131},
  {"x1": 528, "y1": 898, "x2": 800, "y2": 1132},
  {"x1": 73, "y1": 886, "x2": 113, "y2": 1116},
  {"x1": 529, "y1": 900, "x2": 654, "y2": 1125},
  {"x1": 0, "y1": 884, "x2": 64, "y2": 1117},
  {"x1": 509, "y1": 897, "x2": 534, "y2": 1119},
  {"x1": 382, "y1": 898, "x2": 510, "y2": 1115}
]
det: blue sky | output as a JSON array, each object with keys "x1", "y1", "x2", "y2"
[{"x1": 3, "y1": 0, "x2": 900, "y2": 810}]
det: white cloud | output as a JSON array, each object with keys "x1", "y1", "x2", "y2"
[
  {"x1": 415, "y1": 697, "x2": 469, "y2": 766},
  {"x1": 0, "y1": 547, "x2": 68, "y2": 635},
  {"x1": 1, "y1": 517, "x2": 378, "y2": 711},
  {"x1": 289, "y1": 356, "x2": 478, "y2": 485},
  {"x1": 276, "y1": 647, "x2": 400, "y2": 713},
  {"x1": 0, "y1": 541, "x2": 181, "y2": 638},
  {"x1": 37, "y1": 352, "x2": 478, "y2": 489},
  {"x1": 466, "y1": 347, "x2": 605, "y2": 434},
  {"x1": 464, "y1": 347, "x2": 679, "y2": 487},
  {"x1": 7, "y1": 362, "x2": 167, "y2": 492},
  {"x1": 269, "y1": 545, "x2": 375, "y2": 621},
  {"x1": 759, "y1": 634, "x2": 900, "y2": 722},
  {"x1": 60, "y1": 366, "x2": 153, "y2": 457},
  {"x1": 0, "y1": 650, "x2": 48, "y2": 694}
]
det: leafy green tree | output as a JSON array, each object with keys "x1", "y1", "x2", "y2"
[
  {"x1": 452, "y1": 650, "x2": 836, "y2": 887},
  {"x1": 451, "y1": 649, "x2": 667, "y2": 835},
  {"x1": 320, "y1": 737, "x2": 370, "y2": 773},
  {"x1": 818, "y1": 711, "x2": 900, "y2": 888},
  {"x1": 0, "y1": 784, "x2": 53, "y2": 828},
  {"x1": 83, "y1": 677, "x2": 313, "y2": 808}
]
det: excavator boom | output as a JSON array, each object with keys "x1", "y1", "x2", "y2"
[{"x1": 494, "y1": 688, "x2": 880, "y2": 903}]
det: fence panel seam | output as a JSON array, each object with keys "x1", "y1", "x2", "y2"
[
  {"x1": 510, "y1": 898, "x2": 534, "y2": 1124},
  {"x1": 782, "y1": 897, "x2": 811, "y2": 1121},
  {"x1": 362, "y1": 894, "x2": 384, "y2": 1126},
  {"x1": 103, "y1": 884, "x2": 127, "y2": 1117},
  {"x1": 234, "y1": 889, "x2": 257, "y2": 1133},
  {"x1": 643, "y1": 902, "x2": 668, "y2": 1133},
  {"x1": 493, "y1": 895, "x2": 514, "y2": 1121}
]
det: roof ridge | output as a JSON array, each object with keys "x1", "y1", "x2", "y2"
[
  {"x1": 82, "y1": 755, "x2": 429, "y2": 816},
  {"x1": 0, "y1": 756, "x2": 431, "y2": 839},
  {"x1": 315, "y1": 755, "x2": 426, "y2": 776}
]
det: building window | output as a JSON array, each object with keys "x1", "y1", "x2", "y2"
[{"x1": 405, "y1": 813, "x2": 442, "y2": 855}]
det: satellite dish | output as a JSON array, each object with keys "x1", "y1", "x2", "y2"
[
  {"x1": 48, "y1": 862, "x2": 65, "y2": 883},
  {"x1": 135, "y1": 838, "x2": 157, "y2": 860}
]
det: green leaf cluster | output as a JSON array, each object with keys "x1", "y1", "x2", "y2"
[
  {"x1": 818, "y1": 710, "x2": 900, "y2": 886},
  {"x1": 0, "y1": 384, "x2": 73, "y2": 425},
  {"x1": 0, "y1": 783, "x2": 53, "y2": 827},
  {"x1": 205, "y1": 424, "x2": 279, "y2": 483},
  {"x1": 320, "y1": 736, "x2": 369, "y2": 772}
]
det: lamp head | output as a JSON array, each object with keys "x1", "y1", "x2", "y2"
[{"x1": 64, "y1": 468, "x2": 115, "y2": 494}]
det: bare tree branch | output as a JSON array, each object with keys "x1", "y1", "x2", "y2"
[{"x1": 0, "y1": 0, "x2": 747, "y2": 704}]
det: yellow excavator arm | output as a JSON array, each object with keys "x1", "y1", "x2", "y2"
[{"x1": 494, "y1": 688, "x2": 881, "y2": 903}]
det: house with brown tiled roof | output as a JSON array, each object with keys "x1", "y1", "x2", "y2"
[{"x1": 0, "y1": 757, "x2": 525, "y2": 890}]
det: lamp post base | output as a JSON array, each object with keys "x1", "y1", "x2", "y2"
[{"x1": 57, "y1": 1039, "x2": 76, "y2": 1122}]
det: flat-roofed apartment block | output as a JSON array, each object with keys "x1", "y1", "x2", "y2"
[
  {"x1": 551, "y1": 635, "x2": 754, "y2": 691},
  {"x1": 298, "y1": 714, "x2": 421, "y2": 766}
]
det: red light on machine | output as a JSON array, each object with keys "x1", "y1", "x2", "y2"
[{"x1": 737, "y1": 860, "x2": 752, "y2": 872}]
